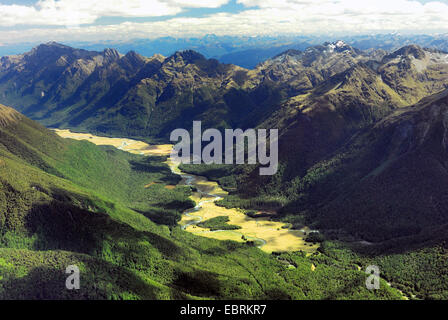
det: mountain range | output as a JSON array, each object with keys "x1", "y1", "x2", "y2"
[
  {"x1": 1, "y1": 39, "x2": 448, "y2": 299},
  {"x1": 2, "y1": 33, "x2": 448, "y2": 69},
  {"x1": 2, "y1": 41, "x2": 447, "y2": 141}
]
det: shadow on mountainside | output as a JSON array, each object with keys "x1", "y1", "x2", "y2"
[{"x1": 0, "y1": 256, "x2": 164, "y2": 300}]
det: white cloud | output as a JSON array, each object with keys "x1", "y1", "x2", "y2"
[
  {"x1": 0, "y1": 0, "x2": 448, "y2": 43},
  {"x1": 0, "y1": 0, "x2": 230, "y2": 26}
]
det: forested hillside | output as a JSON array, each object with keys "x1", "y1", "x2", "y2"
[{"x1": 0, "y1": 104, "x2": 402, "y2": 299}]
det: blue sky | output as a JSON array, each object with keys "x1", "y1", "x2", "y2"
[{"x1": 0, "y1": 0, "x2": 448, "y2": 44}]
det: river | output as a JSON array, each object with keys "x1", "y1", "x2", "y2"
[{"x1": 54, "y1": 129, "x2": 318, "y2": 254}]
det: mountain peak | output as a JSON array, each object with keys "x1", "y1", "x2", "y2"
[
  {"x1": 323, "y1": 40, "x2": 357, "y2": 53},
  {"x1": 149, "y1": 53, "x2": 165, "y2": 63},
  {"x1": 30, "y1": 42, "x2": 73, "y2": 54},
  {"x1": 103, "y1": 48, "x2": 120, "y2": 56},
  {"x1": 119, "y1": 50, "x2": 147, "y2": 70},
  {"x1": 334, "y1": 40, "x2": 347, "y2": 47},
  {"x1": 102, "y1": 48, "x2": 122, "y2": 61},
  {"x1": 327, "y1": 40, "x2": 349, "y2": 48},
  {"x1": 26, "y1": 42, "x2": 98, "y2": 63},
  {"x1": 387, "y1": 44, "x2": 426, "y2": 60},
  {"x1": 124, "y1": 50, "x2": 145, "y2": 62},
  {"x1": 171, "y1": 50, "x2": 205, "y2": 63},
  {"x1": 273, "y1": 49, "x2": 302, "y2": 59},
  {"x1": 42, "y1": 41, "x2": 69, "y2": 48},
  {"x1": 303, "y1": 41, "x2": 360, "y2": 57}
]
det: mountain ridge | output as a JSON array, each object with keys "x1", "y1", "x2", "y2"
[
  {"x1": 0, "y1": 42, "x2": 447, "y2": 144},
  {"x1": 0, "y1": 104, "x2": 21, "y2": 127}
]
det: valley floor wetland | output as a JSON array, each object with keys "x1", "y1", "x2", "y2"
[{"x1": 54, "y1": 129, "x2": 318, "y2": 254}]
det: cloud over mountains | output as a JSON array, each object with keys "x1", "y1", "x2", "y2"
[{"x1": 1, "y1": 0, "x2": 448, "y2": 44}]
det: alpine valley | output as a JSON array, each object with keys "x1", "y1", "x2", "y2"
[{"x1": 1, "y1": 40, "x2": 448, "y2": 300}]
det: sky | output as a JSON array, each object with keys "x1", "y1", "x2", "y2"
[{"x1": 0, "y1": 0, "x2": 448, "y2": 44}]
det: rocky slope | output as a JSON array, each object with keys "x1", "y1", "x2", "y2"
[
  {"x1": 308, "y1": 89, "x2": 448, "y2": 241},
  {"x1": 0, "y1": 43, "x2": 252, "y2": 138},
  {"x1": 252, "y1": 40, "x2": 372, "y2": 94},
  {"x1": 0, "y1": 41, "x2": 397, "y2": 140},
  {"x1": 250, "y1": 45, "x2": 448, "y2": 182}
]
